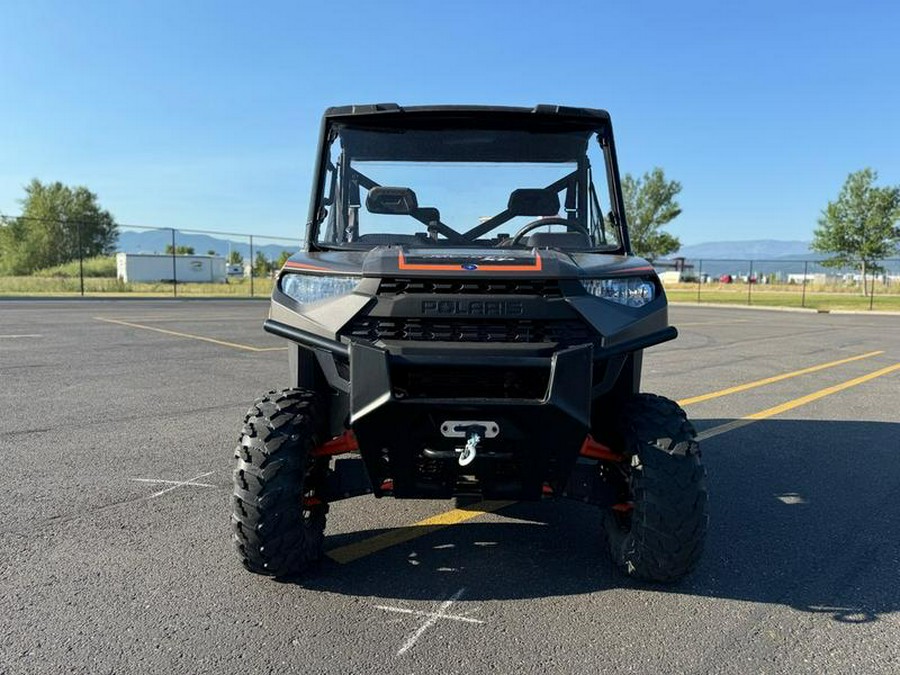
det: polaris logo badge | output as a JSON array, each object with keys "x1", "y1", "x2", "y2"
[
  {"x1": 421, "y1": 300, "x2": 525, "y2": 316},
  {"x1": 461, "y1": 263, "x2": 478, "y2": 270}
]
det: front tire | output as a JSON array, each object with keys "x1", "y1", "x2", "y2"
[
  {"x1": 603, "y1": 394, "x2": 708, "y2": 582},
  {"x1": 232, "y1": 388, "x2": 327, "y2": 578}
]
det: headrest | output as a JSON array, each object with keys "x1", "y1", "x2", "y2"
[
  {"x1": 507, "y1": 188, "x2": 560, "y2": 217},
  {"x1": 366, "y1": 186, "x2": 419, "y2": 214}
]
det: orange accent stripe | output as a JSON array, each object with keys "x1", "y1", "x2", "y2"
[
  {"x1": 282, "y1": 261, "x2": 333, "y2": 272},
  {"x1": 397, "y1": 250, "x2": 543, "y2": 272}
]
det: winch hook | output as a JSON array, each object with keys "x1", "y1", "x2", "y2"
[{"x1": 458, "y1": 426, "x2": 484, "y2": 467}]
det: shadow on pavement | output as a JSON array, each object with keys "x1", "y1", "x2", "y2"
[{"x1": 298, "y1": 419, "x2": 900, "y2": 623}]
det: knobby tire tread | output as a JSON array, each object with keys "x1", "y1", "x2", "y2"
[
  {"x1": 604, "y1": 394, "x2": 708, "y2": 582},
  {"x1": 231, "y1": 388, "x2": 326, "y2": 578}
]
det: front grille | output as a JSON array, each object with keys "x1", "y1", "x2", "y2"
[
  {"x1": 345, "y1": 317, "x2": 594, "y2": 345},
  {"x1": 392, "y1": 365, "x2": 550, "y2": 399},
  {"x1": 378, "y1": 278, "x2": 563, "y2": 297}
]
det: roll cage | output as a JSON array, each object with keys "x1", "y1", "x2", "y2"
[{"x1": 305, "y1": 105, "x2": 632, "y2": 253}]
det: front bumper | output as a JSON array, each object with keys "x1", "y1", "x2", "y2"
[
  {"x1": 262, "y1": 318, "x2": 676, "y2": 501},
  {"x1": 347, "y1": 340, "x2": 593, "y2": 500}
]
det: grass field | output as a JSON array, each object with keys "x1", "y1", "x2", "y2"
[
  {"x1": 0, "y1": 275, "x2": 274, "y2": 297},
  {"x1": 32, "y1": 256, "x2": 117, "y2": 278},
  {"x1": 665, "y1": 283, "x2": 900, "y2": 311}
]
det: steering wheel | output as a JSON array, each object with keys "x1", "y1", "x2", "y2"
[{"x1": 508, "y1": 217, "x2": 591, "y2": 246}]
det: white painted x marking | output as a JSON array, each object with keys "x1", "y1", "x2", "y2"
[
  {"x1": 130, "y1": 471, "x2": 217, "y2": 498},
  {"x1": 376, "y1": 587, "x2": 484, "y2": 655}
]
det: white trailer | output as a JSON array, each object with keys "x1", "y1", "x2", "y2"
[
  {"x1": 658, "y1": 270, "x2": 686, "y2": 285},
  {"x1": 787, "y1": 273, "x2": 827, "y2": 285},
  {"x1": 116, "y1": 253, "x2": 227, "y2": 283}
]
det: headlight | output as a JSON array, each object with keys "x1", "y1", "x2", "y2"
[
  {"x1": 280, "y1": 273, "x2": 359, "y2": 304},
  {"x1": 581, "y1": 277, "x2": 655, "y2": 308}
]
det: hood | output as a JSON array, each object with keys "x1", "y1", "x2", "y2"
[{"x1": 282, "y1": 246, "x2": 655, "y2": 279}]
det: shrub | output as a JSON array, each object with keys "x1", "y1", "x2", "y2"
[{"x1": 33, "y1": 256, "x2": 117, "y2": 278}]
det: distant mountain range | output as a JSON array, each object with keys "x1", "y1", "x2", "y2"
[
  {"x1": 662, "y1": 240, "x2": 866, "y2": 278},
  {"x1": 116, "y1": 229, "x2": 298, "y2": 261},
  {"x1": 660, "y1": 239, "x2": 900, "y2": 277},
  {"x1": 671, "y1": 239, "x2": 816, "y2": 260}
]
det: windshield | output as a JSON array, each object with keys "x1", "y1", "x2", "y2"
[{"x1": 312, "y1": 123, "x2": 623, "y2": 252}]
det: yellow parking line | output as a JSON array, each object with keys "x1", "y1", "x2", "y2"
[
  {"x1": 99, "y1": 315, "x2": 261, "y2": 323},
  {"x1": 677, "y1": 351, "x2": 884, "y2": 406},
  {"x1": 698, "y1": 362, "x2": 900, "y2": 441},
  {"x1": 326, "y1": 500, "x2": 514, "y2": 564},
  {"x1": 95, "y1": 317, "x2": 285, "y2": 352}
]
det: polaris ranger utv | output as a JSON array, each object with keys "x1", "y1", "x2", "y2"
[{"x1": 232, "y1": 104, "x2": 707, "y2": 582}]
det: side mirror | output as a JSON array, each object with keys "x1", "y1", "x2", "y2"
[{"x1": 366, "y1": 186, "x2": 419, "y2": 215}]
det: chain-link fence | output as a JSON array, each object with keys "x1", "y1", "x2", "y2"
[
  {"x1": 1, "y1": 214, "x2": 898, "y2": 309},
  {"x1": 657, "y1": 257, "x2": 900, "y2": 311},
  {"x1": 0, "y1": 216, "x2": 299, "y2": 297}
]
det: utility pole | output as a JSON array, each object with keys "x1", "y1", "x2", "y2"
[
  {"x1": 249, "y1": 235, "x2": 254, "y2": 297},
  {"x1": 171, "y1": 228, "x2": 177, "y2": 297}
]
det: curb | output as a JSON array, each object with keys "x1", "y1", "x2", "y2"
[
  {"x1": 0, "y1": 296, "x2": 270, "y2": 302},
  {"x1": 826, "y1": 309, "x2": 900, "y2": 316},
  {"x1": 670, "y1": 301, "x2": 899, "y2": 316},
  {"x1": 669, "y1": 302, "x2": 820, "y2": 314}
]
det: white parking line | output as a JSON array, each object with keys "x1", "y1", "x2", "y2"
[{"x1": 0, "y1": 334, "x2": 43, "y2": 339}]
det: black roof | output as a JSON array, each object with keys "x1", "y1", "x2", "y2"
[
  {"x1": 321, "y1": 105, "x2": 612, "y2": 157},
  {"x1": 325, "y1": 103, "x2": 608, "y2": 119},
  {"x1": 318, "y1": 105, "x2": 614, "y2": 163}
]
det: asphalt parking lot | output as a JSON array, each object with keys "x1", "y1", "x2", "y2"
[{"x1": 1, "y1": 299, "x2": 898, "y2": 674}]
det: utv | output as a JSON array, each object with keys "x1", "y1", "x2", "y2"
[{"x1": 232, "y1": 104, "x2": 707, "y2": 582}]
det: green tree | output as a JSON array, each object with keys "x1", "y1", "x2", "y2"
[
  {"x1": 0, "y1": 180, "x2": 117, "y2": 274},
  {"x1": 812, "y1": 168, "x2": 900, "y2": 297},
  {"x1": 165, "y1": 245, "x2": 195, "y2": 255},
  {"x1": 253, "y1": 251, "x2": 270, "y2": 277},
  {"x1": 206, "y1": 249, "x2": 216, "y2": 256},
  {"x1": 0, "y1": 216, "x2": 28, "y2": 273},
  {"x1": 228, "y1": 250, "x2": 244, "y2": 265},
  {"x1": 276, "y1": 250, "x2": 292, "y2": 269},
  {"x1": 621, "y1": 167, "x2": 682, "y2": 260}
]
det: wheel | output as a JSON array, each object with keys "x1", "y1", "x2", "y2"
[
  {"x1": 602, "y1": 394, "x2": 708, "y2": 582},
  {"x1": 232, "y1": 388, "x2": 328, "y2": 577}
]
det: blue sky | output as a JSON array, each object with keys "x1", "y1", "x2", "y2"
[{"x1": 1, "y1": 0, "x2": 898, "y2": 246}]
